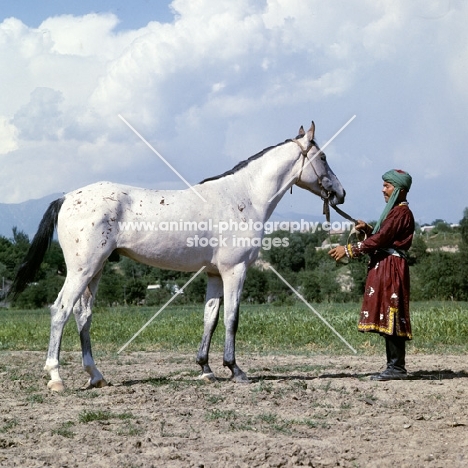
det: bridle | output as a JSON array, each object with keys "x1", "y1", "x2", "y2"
[
  {"x1": 292, "y1": 138, "x2": 312, "y2": 170},
  {"x1": 292, "y1": 138, "x2": 358, "y2": 226},
  {"x1": 292, "y1": 138, "x2": 322, "y2": 188},
  {"x1": 292, "y1": 138, "x2": 333, "y2": 215}
]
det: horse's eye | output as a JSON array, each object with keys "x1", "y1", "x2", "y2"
[{"x1": 321, "y1": 155, "x2": 326, "y2": 161}]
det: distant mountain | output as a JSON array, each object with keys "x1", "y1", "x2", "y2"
[{"x1": 0, "y1": 193, "x2": 63, "y2": 239}]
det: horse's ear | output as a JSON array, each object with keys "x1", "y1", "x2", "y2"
[
  {"x1": 298, "y1": 125, "x2": 305, "y2": 137},
  {"x1": 306, "y1": 121, "x2": 315, "y2": 141}
]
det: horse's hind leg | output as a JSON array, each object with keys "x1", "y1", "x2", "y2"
[
  {"x1": 222, "y1": 265, "x2": 250, "y2": 383},
  {"x1": 196, "y1": 274, "x2": 223, "y2": 382},
  {"x1": 44, "y1": 295, "x2": 69, "y2": 391},
  {"x1": 44, "y1": 276, "x2": 88, "y2": 392},
  {"x1": 74, "y1": 269, "x2": 107, "y2": 389}
]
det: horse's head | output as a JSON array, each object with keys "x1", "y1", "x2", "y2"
[{"x1": 294, "y1": 121, "x2": 346, "y2": 206}]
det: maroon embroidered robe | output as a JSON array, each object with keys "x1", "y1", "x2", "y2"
[{"x1": 349, "y1": 203, "x2": 414, "y2": 339}]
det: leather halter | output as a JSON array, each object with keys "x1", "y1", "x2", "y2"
[
  {"x1": 292, "y1": 138, "x2": 333, "y2": 223},
  {"x1": 292, "y1": 139, "x2": 358, "y2": 228},
  {"x1": 292, "y1": 138, "x2": 325, "y2": 192},
  {"x1": 292, "y1": 138, "x2": 312, "y2": 158}
]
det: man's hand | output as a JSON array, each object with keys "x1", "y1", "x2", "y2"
[
  {"x1": 328, "y1": 245, "x2": 346, "y2": 262},
  {"x1": 355, "y1": 219, "x2": 372, "y2": 235}
]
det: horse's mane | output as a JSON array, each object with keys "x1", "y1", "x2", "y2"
[{"x1": 199, "y1": 139, "x2": 293, "y2": 184}]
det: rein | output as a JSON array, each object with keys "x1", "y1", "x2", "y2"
[
  {"x1": 330, "y1": 204, "x2": 358, "y2": 224},
  {"x1": 322, "y1": 197, "x2": 359, "y2": 227},
  {"x1": 323, "y1": 198, "x2": 367, "y2": 264}
]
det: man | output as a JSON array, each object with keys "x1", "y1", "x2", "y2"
[{"x1": 328, "y1": 169, "x2": 414, "y2": 380}]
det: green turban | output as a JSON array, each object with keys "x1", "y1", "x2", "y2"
[
  {"x1": 382, "y1": 169, "x2": 412, "y2": 191},
  {"x1": 372, "y1": 169, "x2": 412, "y2": 234}
]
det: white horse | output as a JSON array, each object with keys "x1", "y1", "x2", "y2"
[{"x1": 11, "y1": 121, "x2": 345, "y2": 391}]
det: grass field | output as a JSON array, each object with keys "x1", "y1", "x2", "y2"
[{"x1": 1, "y1": 301, "x2": 468, "y2": 355}]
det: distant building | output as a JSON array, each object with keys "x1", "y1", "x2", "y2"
[
  {"x1": 420, "y1": 225, "x2": 435, "y2": 233},
  {"x1": 420, "y1": 223, "x2": 459, "y2": 233}
]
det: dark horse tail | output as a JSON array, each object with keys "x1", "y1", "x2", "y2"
[{"x1": 9, "y1": 197, "x2": 65, "y2": 300}]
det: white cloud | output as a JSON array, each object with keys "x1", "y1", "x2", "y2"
[
  {"x1": 0, "y1": 117, "x2": 19, "y2": 154},
  {"x1": 13, "y1": 87, "x2": 64, "y2": 140},
  {"x1": 40, "y1": 13, "x2": 123, "y2": 58}
]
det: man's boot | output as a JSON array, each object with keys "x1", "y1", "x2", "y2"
[{"x1": 371, "y1": 335, "x2": 407, "y2": 381}]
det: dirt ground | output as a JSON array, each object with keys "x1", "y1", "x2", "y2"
[{"x1": 0, "y1": 351, "x2": 467, "y2": 468}]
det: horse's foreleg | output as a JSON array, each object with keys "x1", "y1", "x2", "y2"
[
  {"x1": 222, "y1": 268, "x2": 250, "y2": 383},
  {"x1": 75, "y1": 272, "x2": 107, "y2": 389},
  {"x1": 196, "y1": 275, "x2": 223, "y2": 382}
]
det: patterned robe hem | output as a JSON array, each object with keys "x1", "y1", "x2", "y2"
[{"x1": 358, "y1": 307, "x2": 412, "y2": 339}]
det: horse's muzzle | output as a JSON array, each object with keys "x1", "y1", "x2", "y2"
[{"x1": 327, "y1": 189, "x2": 346, "y2": 207}]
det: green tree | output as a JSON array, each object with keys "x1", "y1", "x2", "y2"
[
  {"x1": 263, "y1": 231, "x2": 306, "y2": 272},
  {"x1": 458, "y1": 207, "x2": 468, "y2": 297},
  {"x1": 145, "y1": 285, "x2": 172, "y2": 306},
  {"x1": 11, "y1": 227, "x2": 29, "y2": 248},
  {"x1": 304, "y1": 243, "x2": 321, "y2": 270},
  {"x1": 172, "y1": 273, "x2": 207, "y2": 304},
  {"x1": 460, "y1": 208, "x2": 468, "y2": 247},
  {"x1": 298, "y1": 251, "x2": 342, "y2": 302},
  {"x1": 315, "y1": 258, "x2": 341, "y2": 302},
  {"x1": 96, "y1": 262, "x2": 126, "y2": 306},
  {"x1": 412, "y1": 252, "x2": 461, "y2": 300},
  {"x1": 298, "y1": 270, "x2": 321, "y2": 302},
  {"x1": 264, "y1": 268, "x2": 296, "y2": 305},
  {"x1": 263, "y1": 230, "x2": 324, "y2": 273},
  {"x1": 13, "y1": 282, "x2": 47, "y2": 309},
  {"x1": 242, "y1": 267, "x2": 269, "y2": 303},
  {"x1": 347, "y1": 256, "x2": 368, "y2": 299},
  {"x1": 408, "y1": 234, "x2": 428, "y2": 265},
  {"x1": 0, "y1": 229, "x2": 30, "y2": 280},
  {"x1": 125, "y1": 278, "x2": 146, "y2": 304}
]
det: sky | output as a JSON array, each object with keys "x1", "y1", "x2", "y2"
[{"x1": 1, "y1": 0, "x2": 467, "y2": 226}]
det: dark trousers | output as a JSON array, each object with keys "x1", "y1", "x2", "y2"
[{"x1": 385, "y1": 335, "x2": 406, "y2": 372}]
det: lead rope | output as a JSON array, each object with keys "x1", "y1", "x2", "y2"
[
  {"x1": 324, "y1": 200, "x2": 367, "y2": 265},
  {"x1": 323, "y1": 198, "x2": 333, "y2": 250}
]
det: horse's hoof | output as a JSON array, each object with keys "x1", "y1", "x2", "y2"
[
  {"x1": 86, "y1": 378, "x2": 108, "y2": 389},
  {"x1": 47, "y1": 379, "x2": 65, "y2": 392},
  {"x1": 231, "y1": 373, "x2": 251, "y2": 384},
  {"x1": 199, "y1": 372, "x2": 217, "y2": 383},
  {"x1": 93, "y1": 378, "x2": 108, "y2": 388}
]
